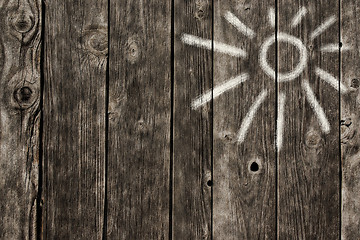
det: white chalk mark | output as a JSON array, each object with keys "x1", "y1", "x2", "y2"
[
  {"x1": 310, "y1": 16, "x2": 337, "y2": 40},
  {"x1": 315, "y1": 67, "x2": 348, "y2": 93},
  {"x1": 277, "y1": 93, "x2": 286, "y2": 151},
  {"x1": 192, "y1": 73, "x2": 249, "y2": 109},
  {"x1": 268, "y1": 8, "x2": 275, "y2": 28},
  {"x1": 237, "y1": 90, "x2": 268, "y2": 143},
  {"x1": 260, "y1": 32, "x2": 307, "y2": 82},
  {"x1": 181, "y1": 34, "x2": 247, "y2": 58},
  {"x1": 224, "y1": 11, "x2": 255, "y2": 39},
  {"x1": 302, "y1": 80, "x2": 330, "y2": 133},
  {"x1": 291, "y1": 7, "x2": 307, "y2": 28},
  {"x1": 320, "y1": 43, "x2": 352, "y2": 52}
]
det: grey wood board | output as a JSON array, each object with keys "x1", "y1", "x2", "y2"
[
  {"x1": 173, "y1": 0, "x2": 213, "y2": 239},
  {"x1": 340, "y1": 0, "x2": 360, "y2": 239},
  {"x1": 0, "y1": 0, "x2": 360, "y2": 239},
  {"x1": 106, "y1": 0, "x2": 171, "y2": 239},
  {"x1": 213, "y1": 0, "x2": 277, "y2": 239},
  {"x1": 0, "y1": 0, "x2": 41, "y2": 239},
  {"x1": 277, "y1": 1, "x2": 340, "y2": 239},
  {"x1": 42, "y1": 0, "x2": 107, "y2": 238}
]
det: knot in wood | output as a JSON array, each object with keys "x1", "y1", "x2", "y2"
[
  {"x1": 305, "y1": 131, "x2": 322, "y2": 149},
  {"x1": 11, "y1": 13, "x2": 34, "y2": 34},
  {"x1": 195, "y1": 1, "x2": 209, "y2": 20},
  {"x1": 7, "y1": 8, "x2": 38, "y2": 43},
  {"x1": 341, "y1": 118, "x2": 355, "y2": 144},
  {"x1": 16, "y1": 87, "x2": 32, "y2": 102},
  {"x1": 10, "y1": 70, "x2": 40, "y2": 110},
  {"x1": 83, "y1": 28, "x2": 108, "y2": 56},
  {"x1": 14, "y1": 86, "x2": 37, "y2": 109},
  {"x1": 351, "y1": 78, "x2": 359, "y2": 89},
  {"x1": 126, "y1": 38, "x2": 140, "y2": 64}
]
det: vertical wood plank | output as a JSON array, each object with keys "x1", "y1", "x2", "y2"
[
  {"x1": 0, "y1": 0, "x2": 41, "y2": 239},
  {"x1": 213, "y1": 1, "x2": 276, "y2": 239},
  {"x1": 277, "y1": 1, "x2": 340, "y2": 239},
  {"x1": 173, "y1": 0, "x2": 212, "y2": 239},
  {"x1": 42, "y1": 0, "x2": 107, "y2": 238},
  {"x1": 106, "y1": 0, "x2": 171, "y2": 239},
  {"x1": 340, "y1": 1, "x2": 360, "y2": 239}
]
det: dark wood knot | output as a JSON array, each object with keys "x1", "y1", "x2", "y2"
[
  {"x1": 15, "y1": 87, "x2": 32, "y2": 102},
  {"x1": 195, "y1": 1, "x2": 209, "y2": 20},
  {"x1": 8, "y1": 9, "x2": 38, "y2": 43},
  {"x1": 126, "y1": 38, "x2": 140, "y2": 64},
  {"x1": 341, "y1": 118, "x2": 355, "y2": 144},
  {"x1": 350, "y1": 79, "x2": 359, "y2": 89},
  {"x1": 305, "y1": 131, "x2": 323, "y2": 149},
  {"x1": 12, "y1": 13, "x2": 34, "y2": 33},
  {"x1": 83, "y1": 28, "x2": 108, "y2": 56},
  {"x1": 13, "y1": 85, "x2": 37, "y2": 109}
]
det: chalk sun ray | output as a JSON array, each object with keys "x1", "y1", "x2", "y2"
[
  {"x1": 291, "y1": 7, "x2": 307, "y2": 28},
  {"x1": 224, "y1": 11, "x2": 255, "y2": 39},
  {"x1": 181, "y1": 34, "x2": 247, "y2": 58},
  {"x1": 320, "y1": 43, "x2": 352, "y2": 52},
  {"x1": 192, "y1": 73, "x2": 249, "y2": 109},
  {"x1": 302, "y1": 80, "x2": 330, "y2": 133},
  {"x1": 268, "y1": 7, "x2": 275, "y2": 28},
  {"x1": 237, "y1": 90, "x2": 268, "y2": 143},
  {"x1": 315, "y1": 67, "x2": 348, "y2": 93},
  {"x1": 310, "y1": 16, "x2": 337, "y2": 40},
  {"x1": 277, "y1": 93, "x2": 286, "y2": 151}
]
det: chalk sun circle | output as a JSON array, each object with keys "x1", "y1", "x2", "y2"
[{"x1": 259, "y1": 32, "x2": 308, "y2": 82}]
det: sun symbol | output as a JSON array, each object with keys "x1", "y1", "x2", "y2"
[{"x1": 181, "y1": 6, "x2": 351, "y2": 151}]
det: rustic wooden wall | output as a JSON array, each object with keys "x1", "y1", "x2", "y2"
[{"x1": 0, "y1": 0, "x2": 360, "y2": 239}]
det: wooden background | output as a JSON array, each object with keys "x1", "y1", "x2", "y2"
[{"x1": 0, "y1": 0, "x2": 359, "y2": 239}]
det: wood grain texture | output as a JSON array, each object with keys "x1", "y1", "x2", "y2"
[
  {"x1": 106, "y1": 0, "x2": 171, "y2": 239},
  {"x1": 0, "y1": 0, "x2": 41, "y2": 239},
  {"x1": 173, "y1": 0, "x2": 212, "y2": 239},
  {"x1": 213, "y1": 1, "x2": 276, "y2": 239},
  {"x1": 340, "y1": 1, "x2": 360, "y2": 239},
  {"x1": 42, "y1": 0, "x2": 107, "y2": 238},
  {"x1": 277, "y1": 1, "x2": 340, "y2": 239}
]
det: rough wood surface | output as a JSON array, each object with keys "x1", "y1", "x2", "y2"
[
  {"x1": 106, "y1": 0, "x2": 171, "y2": 239},
  {"x1": 2, "y1": 0, "x2": 360, "y2": 239},
  {"x1": 0, "y1": 0, "x2": 41, "y2": 239},
  {"x1": 340, "y1": 1, "x2": 360, "y2": 239},
  {"x1": 42, "y1": 0, "x2": 107, "y2": 238},
  {"x1": 277, "y1": 1, "x2": 340, "y2": 239},
  {"x1": 212, "y1": 1, "x2": 277, "y2": 239},
  {"x1": 173, "y1": 0, "x2": 213, "y2": 239}
]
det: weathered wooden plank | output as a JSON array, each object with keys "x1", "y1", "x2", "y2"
[
  {"x1": 42, "y1": 0, "x2": 107, "y2": 238},
  {"x1": 340, "y1": 1, "x2": 360, "y2": 239},
  {"x1": 106, "y1": 0, "x2": 171, "y2": 238},
  {"x1": 277, "y1": 1, "x2": 340, "y2": 239},
  {"x1": 173, "y1": 0, "x2": 213, "y2": 239},
  {"x1": 0, "y1": 0, "x2": 41, "y2": 239},
  {"x1": 213, "y1": 1, "x2": 276, "y2": 239}
]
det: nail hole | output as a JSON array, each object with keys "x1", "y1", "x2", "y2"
[
  {"x1": 340, "y1": 42, "x2": 343, "y2": 48},
  {"x1": 207, "y1": 180, "x2": 213, "y2": 187},
  {"x1": 250, "y1": 162, "x2": 259, "y2": 172}
]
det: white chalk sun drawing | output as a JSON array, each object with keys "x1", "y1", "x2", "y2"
[{"x1": 181, "y1": 7, "x2": 352, "y2": 151}]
